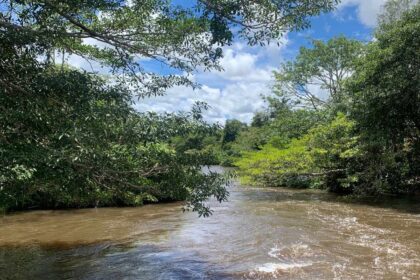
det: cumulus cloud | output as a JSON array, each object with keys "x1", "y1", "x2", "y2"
[
  {"x1": 134, "y1": 80, "x2": 272, "y2": 124},
  {"x1": 55, "y1": 1, "x2": 393, "y2": 124},
  {"x1": 337, "y1": 0, "x2": 387, "y2": 27},
  {"x1": 217, "y1": 48, "x2": 258, "y2": 80},
  {"x1": 134, "y1": 36, "x2": 289, "y2": 124},
  {"x1": 64, "y1": 27, "x2": 289, "y2": 124}
]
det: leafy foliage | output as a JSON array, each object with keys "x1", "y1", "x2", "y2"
[
  {"x1": 306, "y1": 113, "x2": 361, "y2": 193},
  {"x1": 1, "y1": 0, "x2": 342, "y2": 215},
  {"x1": 236, "y1": 114, "x2": 360, "y2": 191},
  {"x1": 235, "y1": 2, "x2": 419, "y2": 196},
  {"x1": 347, "y1": 4, "x2": 420, "y2": 194},
  {"x1": 236, "y1": 139, "x2": 313, "y2": 188},
  {"x1": 0, "y1": 54, "x2": 229, "y2": 216},
  {"x1": 273, "y1": 36, "x2": 363, "y2": 110},
  {"x1": 0, "y1": 0, "x2": 338, "y2": 96}
]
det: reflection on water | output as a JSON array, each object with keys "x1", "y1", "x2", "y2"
[{"x1": 1, "y1": 181, "x2": 420, "y2": 279}]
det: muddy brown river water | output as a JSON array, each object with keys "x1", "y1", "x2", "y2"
[{"x1": 1, "y1": 179, "x2": 419, "y2": 279}]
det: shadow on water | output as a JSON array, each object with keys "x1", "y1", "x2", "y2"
[
  {"x1": 239, "y1": 185, "x2": 420, "y2": 214},
  {"x1": 0, "y1": 171, "x2": 419, "y2": 280},
  {"x1": 0, "y1": 243, "x2": 235, "y2": 280}
]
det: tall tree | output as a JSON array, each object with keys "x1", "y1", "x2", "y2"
[
  {"x1": 350, "y1": 4, "x2": 420, "y2": 145},
  {"x1": 348, "y1": 4, "x2": 420, "y2": 192},
  {"x1": 273, "y1": 36, "x2": 363, "y2": 110}
]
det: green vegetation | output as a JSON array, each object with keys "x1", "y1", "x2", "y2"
[
  {"x1": 0, "y1": 0, "x2": 338, "y2": 216},
  {"x1": 234, "y1": 3, "x2": 419, "y2": 196},
  {"x1": 0, "y1": 60, "x2": 228, "y2": 215},
  {"x1": 273, "y1": 36, "x2": 364, "y2": 111},
  {"x1": 1, "y1": 0, "x2": 418, "y2": 216}
]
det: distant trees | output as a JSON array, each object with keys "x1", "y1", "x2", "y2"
[
  {"x1": 235, "y1": 3, "x2": 420, "y2": 195},
  {"x1": 222, "y1": 120, "x2": 246, "y2": 145}
]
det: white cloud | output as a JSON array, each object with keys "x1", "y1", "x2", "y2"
[
  {"x1": 56, "y1": 38, "x2": 111, "y2": 73},
  {"x1": 65, "y1": 54, "x2": 104, "y2": 72},
  {"x1": 337, "y1": 0, "x2": 387, "y2": 27},
  {"x1": 134, "y1": 80, "x2": 272, "y2": 124},
  {"x1": 62, "y1": 28, "x2": 289, "y2": 124},
  {"x1": 134, "y1": 38, "x2": 290, "y2": 124},
  {"x1": 217, "y1": 48, "x2": 258, "y2": 80}
]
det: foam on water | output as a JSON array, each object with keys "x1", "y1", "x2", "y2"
[
  {"x1": 252, "y1": 244, "x2": 315, "y2": 276},
  {"x1": 257, "y1": 261, "x2": 313, "y2": 273},
  {"x1": 1, "y1": 184, "x2": 419, "y2": 279}
]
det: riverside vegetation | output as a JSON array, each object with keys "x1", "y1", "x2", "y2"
[
  {"x1": 0, "y1": 0, "x2": 338, "y2": 216},
  {"x1": 0, "y1": 0, "x2": 419, "y2": 216},
  {"x1": 214, "y1": 2, "x2": 419, "y2": 197}
]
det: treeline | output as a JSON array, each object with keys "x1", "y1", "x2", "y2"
[
  {"x1": 226, "y1": 3, "x2": 420, "y2": 196},
  {"x1": 171, "y1": 118, "x2": 249, "y2": 167},
  {"x1": 1, "y1": 0, "x2": 339, "y2": 215}
]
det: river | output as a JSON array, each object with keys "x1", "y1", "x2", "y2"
[{"x1": 1, "y1": 177, "x2": 420, "y2": 279}]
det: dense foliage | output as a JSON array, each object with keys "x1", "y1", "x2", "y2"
[
  {"x1": 0, "y1": 0, "x2": 340, "y2": 215},
  {"x1": 0, "y1": 55, "x2": 229, "y2": 216},
  {"x1": 0, "y1": 0, "x2": 338, "y2": 96},
  {"x1": 234, "y1": 4, "x2": 419, "y2": 196}
]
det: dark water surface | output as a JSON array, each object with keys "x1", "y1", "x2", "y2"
[{"x1": 1, "y1": 181, "x2": 419, "y2": 279}]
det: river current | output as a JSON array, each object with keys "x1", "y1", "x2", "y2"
[{"x1": 1, "y1": 177, "x2": 419, "y2": 279}]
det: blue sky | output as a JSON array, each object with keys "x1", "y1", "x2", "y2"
[
  {"x1": 133, "y1": 0, "x2": 387, "y2": 124},
  {"x1": 67, "y1": 0, "x2": 388, "y2": 124}
]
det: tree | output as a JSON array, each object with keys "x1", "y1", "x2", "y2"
[
  {"x1": 269, "y1": 107, "x2": 322, "y2": 144},
  {"x1": 234, "y1": 3, "x2": 420, "y2": 196},
  {"x1": 0, "y1": 0, "x2": 339, "y2": 96},
  {"x1": 235, "y1": 113, "x2": 360, "y2": 192},
  {"x1": 350, "y1": 3, "x2": 420, "y2": 138},
  {"x1": 235, "y1": 138, "x2": 313, "y2": 188},
  {"x1": 378, "y1": 0, "x2": 418, "y2": 28},
  {"x1": 0, "y1": 0, "x2": 341, "y2": 214},
  {"x1": 273, "y1": 36, "x2": 364, "y2": 110},
  {"x1": 0, "y1": 59, "x2": 230, "y2": 216},
  {"x1": 306, "y1": 113, "x2": 360, "y2": 193},
  {"x1": 251, "y1": 111, "x2": 270, "y2": 128},
  {"x1": 222, "y1": 119, "x2": 246, "y2": 145},
  {"x1": 348, "y1": 4, "x2": 420, "y2": 193}
]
